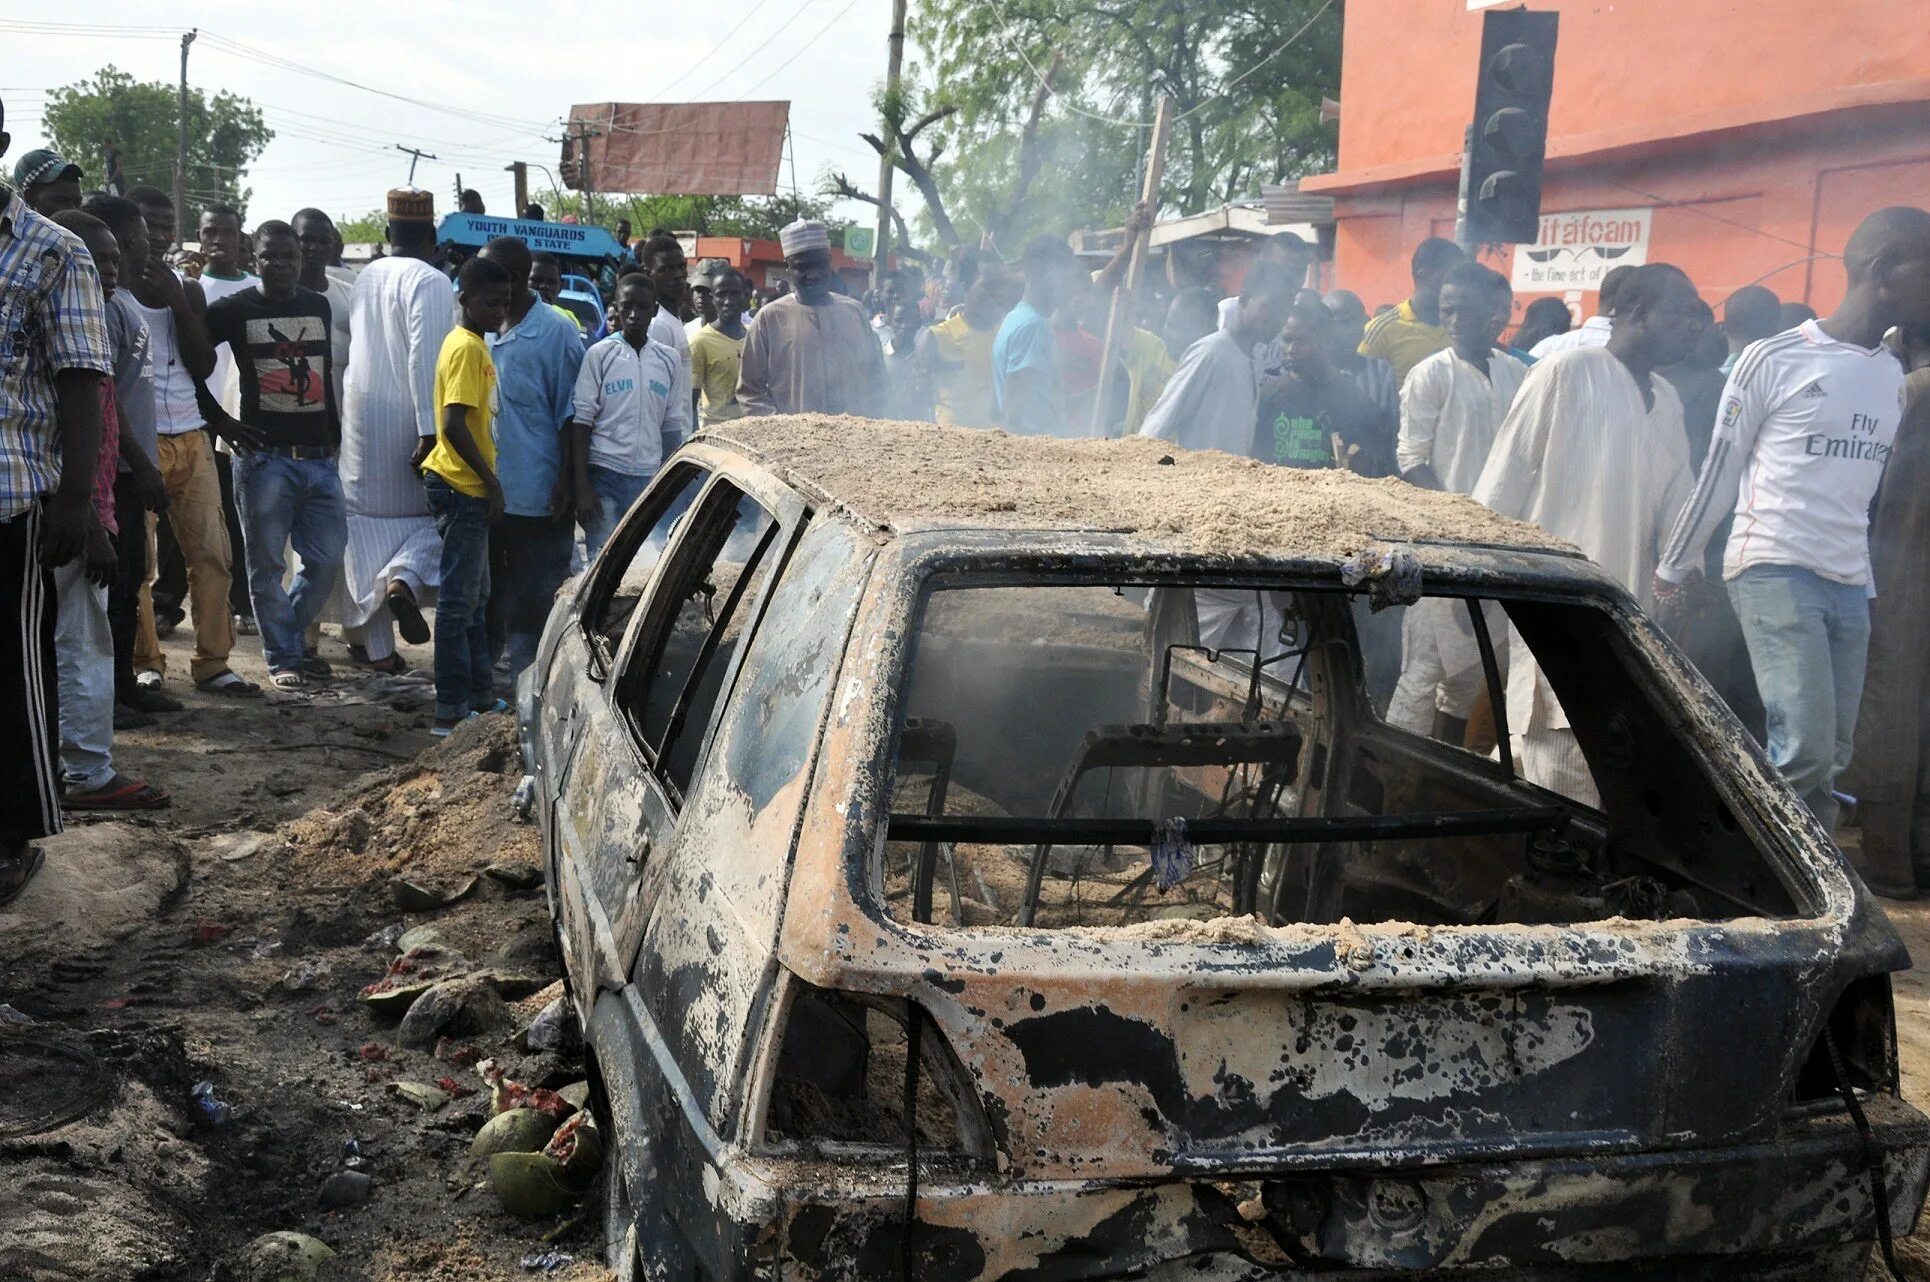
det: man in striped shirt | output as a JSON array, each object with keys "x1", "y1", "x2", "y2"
[
  {"x1": 1656, "y1": 207, "x2": 1930, "y2": 841},
  {"x1": 0, "y1": 100, "x2": 113, "y2": 905}
]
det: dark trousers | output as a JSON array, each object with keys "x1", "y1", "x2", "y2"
[
  {"x1": 2, "y1": 504, "x2": 62, "y2": 844},
  {"x1": 487, "y1": 512, "x2": 574, "y2": 688},
  {"x1": 109, "y1": 473, "x2": 149, "y2": 698},
  {"x1": 213, "y1": 447, "x2": 252, "y2": 619}
]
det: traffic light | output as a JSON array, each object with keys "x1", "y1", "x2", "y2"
[{"x1": 1458, "y1": 8, "x2": 1559, "y2": 245}]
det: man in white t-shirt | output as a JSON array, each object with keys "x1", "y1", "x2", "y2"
[
  {"x1": 1656, "y1": 206, "x2": 1930, "y2": 832},
  {"x1": 195, "y1": 203, "x2": 262, "y2": 632}
]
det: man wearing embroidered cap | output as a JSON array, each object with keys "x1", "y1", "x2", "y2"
[
  {"x1": 14, "y1": 149, "x2": 84, "y2": 217},
  {"x1": 737, "y1": 219, "x2": 883, "y2": 417},
  {"x1": 336, "y1": 186, "x2": 454, "y2": 672}
]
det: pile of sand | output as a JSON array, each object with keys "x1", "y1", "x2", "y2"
[
  {"x1": 281, "y1": 715, "x2": 536, "y2": 883},
  {"x1": 0, "y1": 822, "x2": 187, "y2": 990},
  {"x1": 702, "y1": 416, "x2": 1574, "y2": 562}
]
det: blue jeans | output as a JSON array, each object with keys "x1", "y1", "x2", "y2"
[
  {"x1": 233, "y1": 451, "x2": 348, "y2": 673},
  {"x1": 581, "y1": 464, "x2": 652, "y2": 561},
  {"x1": 1729, "y1": 564, "x2": 1872, "y2": 831},
  {"x1": 424, "y1": 474, "x2": 494, "y2": 723}
]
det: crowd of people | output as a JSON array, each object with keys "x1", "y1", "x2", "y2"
[{"x1": 3, "y1": 81, "x2": 1929, "y2": 907}]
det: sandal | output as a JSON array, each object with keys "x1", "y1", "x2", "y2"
[
  {"x1": 387, "y1": 581, "x2": 430, "y2": 646},
  {"x1": 196, "y1": 671, "x2": 262, "y2": 698},
  {"x1": 0, "y1": 846, "x2": 45, "y2": 907},
  {"x1": 269, "y1": 669, "x2": 310, "y2": 690},
  {"x1": 63, "y1": 775, "x2": 171, "y2": 811}
]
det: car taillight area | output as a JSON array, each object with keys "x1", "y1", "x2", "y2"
[{"x1": 761, "y1": 980, "x2": 997, "y2": 1167}]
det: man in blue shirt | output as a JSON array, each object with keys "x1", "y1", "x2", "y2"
[
  {"x1": 477, "y1": 235, "x2": 585, "y2": 686},
  {"x1": 994, "y1": 236, "x2": 1083, "y2": 437}
]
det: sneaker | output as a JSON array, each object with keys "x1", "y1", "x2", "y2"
[
  {"x1": 233, "y1": 613, "x2": 260, "y2": 637},
  {"x1": 114, "y1": 703, "x2": 158, "y2": 731},
  {"x1": 155, "y1": 607, "x2": 184, "y2": 639},
  {"x1": 299, "y1": 653, "x2": 334, "y2": 679}
]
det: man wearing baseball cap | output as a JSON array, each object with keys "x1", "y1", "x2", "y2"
[{"x1": 14, "y1": 149, "x2": 84, "y2": 218}]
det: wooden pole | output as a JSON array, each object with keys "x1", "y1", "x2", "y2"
[
  {"x1": 173, "y1": 29, "x2": 195, "y2": 241},
  {"x1": 873, "y1": 0, "x2": 909, "y2": 292},
  {"x1": 1089, "y1": 96, "x2": 1175, "y2": 437}
]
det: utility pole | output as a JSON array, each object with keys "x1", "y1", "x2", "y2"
[
  {"x1": 396, "y1": 144, "x2": 438, "y2": 185},
  {"x1": 174, "y1": 28, "x2": 196, "y2": 244},
  {"x1": 872, "y1": 0, "x2": 909, "y2": 292},
  {"x1": 505, "y1": 162, "x2": 529, "y2": 217},
  {"x1": 453, "y1": 172, "x2": 464, "y2": 208}
]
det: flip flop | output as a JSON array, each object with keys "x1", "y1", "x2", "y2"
[
  {"x1": 387, "y1": 582, "x2": 431, "y2": 645},
  {"x1": 63, "y1": 776, "x2": 171, "y2": 811},
  {"x1": 196, "y1": 671, "x2": 262, "y2": 698},
  {"x1": 0, "y1": 846, "x2": 46, "y2": 907}
]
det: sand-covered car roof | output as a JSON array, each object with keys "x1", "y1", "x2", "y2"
[{"x1": 700, "y1": 416, "x2": 1574, "y2": 562}]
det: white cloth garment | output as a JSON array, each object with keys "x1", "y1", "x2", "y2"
[
  {"x1": 573, "y1": 334, "x2": 689, "y2": 476},
  {"x1": 650, "y1": 304, "x2": 693, "y2": 434},
  {"x1": 1389, "y1": 346, "x2": 1526, "y2": 732},
  {"x1": 1472, "y1": 346, "x2": 1694, "y2": 805},
  {"x1": 1657, "y1": 320, "x2": 1905, "y2": 590},
  {"x1": 320, "y1": 273, "x2": 354, "y2": 408},
  {"x1": 1396, "y1": 346, "x2": 1528, "y2": 492},
  {"x1": 337, "y1": 256, "x2": 456, "y2": 644},
  {"x1": 198, "y1": 271, "x2": 259, "y2": 420},
  {"x1": 1528, "y1": 314, "x2": 1612, "y2": 360},
  {"x1": 1138, "y1": 330, "x2": 1259, "y2": 456}
]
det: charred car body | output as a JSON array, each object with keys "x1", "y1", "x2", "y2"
[{"x1": 517, "y1": 417, "x2": 1928, "y2": 1280}]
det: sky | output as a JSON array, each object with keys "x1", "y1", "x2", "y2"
[{"x1": 0, "y1": 3, "x2": 899, "y2": 228}]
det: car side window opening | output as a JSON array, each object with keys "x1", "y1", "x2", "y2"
[
  {"x1": 880, "y1": 582, "x2": 1799, "y2": 934},
  {"x1": 582, "y1": 464, "x2": 707, "y2": 656},
  {"x1": 618, "y1": 486, "x2": 782, "y2": 803}
]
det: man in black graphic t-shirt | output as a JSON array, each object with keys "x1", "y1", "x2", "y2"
[
  {"x1": 202, "y1": 220, "x2": 347, "y2": 688},
  {"x1": 1257, "y1": 298, "x2": 1391, "y2": 475}
]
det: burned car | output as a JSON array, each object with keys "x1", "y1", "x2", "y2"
[{"x1": 518, "y1": 416, "x2": 1928, "y2": 1280}]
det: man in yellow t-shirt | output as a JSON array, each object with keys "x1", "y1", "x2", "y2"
[
  {"x1": 422, "y1": 256, "x2": 510, "y2": 736},
  {"x1": 689, "y1": 268, "x2": 749, "y2": 425},
  {"x1": 916, "y1": 268, "x2": 1010, "y2": 428},
  {"x1": 1359, "y1": 236, "x2": 1464, "y2": 386}
]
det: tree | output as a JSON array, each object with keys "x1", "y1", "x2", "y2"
[
  {"x1": 43, "y1": 65, "x2": 272, "y2": 218},
  {"x1": 333, "y1": 209, "x2": 387, "y2": 244},
  {"x1": 908, "y1": 0, "x2": 1340, "y2": 247}
]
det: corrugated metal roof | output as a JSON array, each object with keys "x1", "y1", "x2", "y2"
[{"x1": 1261, "y1": 181, "x2": 1336, "y2": 226}]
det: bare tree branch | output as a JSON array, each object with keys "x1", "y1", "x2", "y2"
[
  {"x1": 825, "y1": 172, "x2": 937, "y2": 267},
  {"x1": 993, "y1": 49, "x2": 1064, "y2": 245}
]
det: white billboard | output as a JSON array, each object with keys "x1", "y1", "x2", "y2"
[{"x1": 1509, "y1": 207, "x2": 1652, "y2": 293}]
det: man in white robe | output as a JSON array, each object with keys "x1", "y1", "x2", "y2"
[
  {"x1": 1472, "y1": 264, "x2": 1702, "y2": 804},
  {"x1": 338, "y1": 187, "x2": 454, "y2": 670}
]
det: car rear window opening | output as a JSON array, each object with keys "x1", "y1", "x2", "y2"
[{"x1": 879, "y1": 583, "x2": 1801, "y2": 933}]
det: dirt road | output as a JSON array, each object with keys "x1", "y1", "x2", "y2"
[
  {"x1": 6, "y1": 626, "x2": 1930, "y2": 1280},
  {"x1": 0, "y1": 631, "x2": 605, "y2": 1281}
]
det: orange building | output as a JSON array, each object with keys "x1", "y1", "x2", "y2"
[{"x1": 1302, "y1": 0, "x2": 1930, "y2": 322}]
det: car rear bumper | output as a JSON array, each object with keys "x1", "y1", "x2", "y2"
[{"x1": 768, "y1": 1096, "x2": 1930, "y2": 1280}]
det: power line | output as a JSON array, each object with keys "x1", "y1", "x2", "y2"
[
  {"x1": 739, "y1": 0, "x2": 868, "y2": 97},
  {"x1": 645, "y1": 0, "x2": 781, "y2": 104},
  {"x1": 685, "y1": 0, "x2": 820, "y2": 101}
]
